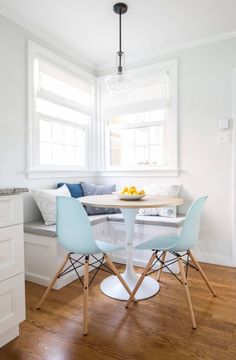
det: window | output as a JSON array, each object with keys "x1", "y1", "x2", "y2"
[
  {"x1": 27, "y1": 41, "x2": 94, "y2": 174},
  {"x1": 28, "y1": 42, "x2": 177, "y2": 178},
  {"x1": 109, "y1": 110, "x2": 165, "y2": 167},
  {"x1": 99, "y1": 60, "x2": 177, "y2": 174}
]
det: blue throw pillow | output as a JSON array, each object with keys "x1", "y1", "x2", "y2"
[
  {"x1": 80, "y1": 182, "x2": 120, "y2": 215},
  {"x1": 57, "y1": 183, "x2": 83, "y2": 198}
]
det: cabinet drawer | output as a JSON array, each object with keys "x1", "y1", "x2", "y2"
[
  {"x1": 0, "y1": 273, "x2": 25, "y2": 336},
  {"x1": 0, "y1": 225, "x2": 24, "y2": 282},
  {"x1": 0, "y1": 195, "x2": 23, "y2": 228}
]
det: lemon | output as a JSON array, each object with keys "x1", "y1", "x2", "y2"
[{"x1": 121, "y1": 185, "x2": 145, "y2": 197}]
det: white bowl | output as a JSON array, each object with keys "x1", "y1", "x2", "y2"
[{"x1": 113, "y1": 192, "x2": 146, "y2": 201}]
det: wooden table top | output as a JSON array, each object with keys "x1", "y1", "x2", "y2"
[{"x1": 80, "y1": 194, "x2": 184, "y2": 209}]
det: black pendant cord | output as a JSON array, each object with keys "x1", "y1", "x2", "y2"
[
  {"x1": 118, "y1": 11, "x2": 122, "y2": 72},
  {"x1": 113, "y1": 3, "x2": 127, "y2": 75},
  {"x1": 119, "y1": 11, "x2": 121, "y2": 53}
]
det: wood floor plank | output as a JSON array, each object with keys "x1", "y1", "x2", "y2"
[{"x1": 0, "y1": 262, "x2": 236, "y2": 360}]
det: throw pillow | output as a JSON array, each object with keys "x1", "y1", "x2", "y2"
[
  {"x1": 138, "y1": 184, "x2": 181, "y2": 218},
  {"x1": 80, "y1": 182, "x2": 120, "y2": 215},
  {"x1": 57, "y1": 182, "x2": 83, "y2": 198},
  {"x1": 31, "y1": 184, "x2": 71, "y2": 225}
]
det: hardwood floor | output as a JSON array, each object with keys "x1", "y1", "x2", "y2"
[{"x1": 1, "y1": 262, "x2": 236, "y2": 360}]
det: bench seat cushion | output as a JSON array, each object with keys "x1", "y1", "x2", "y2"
[
  {"x1": 24, "y1": 213, "x2": 185, "y2": 238},
  {"x1": 107, "y1": 214, "x2": 185, "y2": 227},
  {"x1": 24, "y1": 215, "x2": 108, "y2": 237}
]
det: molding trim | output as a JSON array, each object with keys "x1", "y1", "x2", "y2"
[
  {"x1": 26, "y1": 267, "x2": 89, "y2": 290},
  {"x1": 26, "y1": 168, "x2": 179, "y2": 179},
  {"x1": 0, "y1": 4, "x2": 95, "y2": 74},
  {"x1": 97, "y1": 30, "x2": 236, "y2": 75},
  {"x1": 193, "y1": 250, "x2": 236, "y2": 267},
  {"x1": 112, "y1": 250, "x2": 236, "y2": 268},
  {"x1": 0, "y1": 3, "x2": 236, "y2": 75}
]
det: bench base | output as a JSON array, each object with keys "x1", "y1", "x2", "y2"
[{"x1": 24, "y1": 217, "x2": 183, "y2": 289}]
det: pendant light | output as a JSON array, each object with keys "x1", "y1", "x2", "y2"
[{"x1": 105, "y1": 3, "x2": 134, "y2": 96}]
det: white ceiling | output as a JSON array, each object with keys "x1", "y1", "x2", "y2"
[{"x1": 0, "y1": 0, "x2": 236, "y2": 71}]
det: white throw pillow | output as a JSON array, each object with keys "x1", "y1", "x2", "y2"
[
  {"x1": 31, "y1": 184, "x2": 71, "y2": 225},
  {"x1": 138, "y1": 184, "x2": 181, "y2": 218}
]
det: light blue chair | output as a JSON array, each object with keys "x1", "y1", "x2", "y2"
[
  {"x1": 126, "y1": 196, "x2": 216, "y2": 329},
  {"x1": 37, "y1": 197, "x2": 131, "y2": 335}
]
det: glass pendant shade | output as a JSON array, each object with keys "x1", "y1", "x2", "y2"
[
  {"x1": 105, "y1": 3, "x2": 134, "y2": 97},
  {"x1": 105, "y1": 52, "x2": 134, "y2": 96}
]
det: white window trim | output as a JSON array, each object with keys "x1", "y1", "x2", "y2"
[
  {"x1": 27, "y1": 40, "x2": 96, "y2": 178},
  {"x1": 27, "y1": 41, "x2": 178, "y2": 179},
  {"x1": 96, "y1": 59, "x2": 178, "y2": 177}
]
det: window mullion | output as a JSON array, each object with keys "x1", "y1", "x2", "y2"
[{"x1": 109, "y1": 121, "x2": 165, "y2": 133}]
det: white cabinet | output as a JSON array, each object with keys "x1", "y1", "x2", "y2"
[
  {"x1": 0, "y1": 195, "x2": 23, "y2": 228},
  {"x1": 0, "y1": 194, "x2": 25, "y2": 348},
  {"x1": 0, "y1": 274, "x2": 25, "y2": 335},
  {"x1": 0, "y1": 225, "x2": 24, "y2": 282}
]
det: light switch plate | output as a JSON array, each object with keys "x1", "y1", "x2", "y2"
[
  {"x1": 219, "y1": 118, "x2": 229, "y2": 130},
  {"x1": 217, "y1": 131, "x2": 231, "y2": 144}
]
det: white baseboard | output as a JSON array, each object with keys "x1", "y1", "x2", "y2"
[
  {"x1": 193, "y1": 251, "x2": 236, "y2": 267},
  {"x1": 111, "y1": 255, "x2": 143, "y2": 268},
  {"x1": 112, "y1": 251, "x2": 236, "y2": 272},
  {"x1": 25, "y1": 271, "x2": 80, "y2": 290},
  {"x1": 25, "y1": 262, "x2": 106, "y2": 289}
]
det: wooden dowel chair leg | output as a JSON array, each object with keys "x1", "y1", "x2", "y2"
[
  {"x1": 104, "y1": 254, "x2": 132, "y2": 296},
  {"x1": 178, "y1": 257, "x2": 196, "y2": 329},
  {"x1": 126, "y1": 252, "x2": 157, "y2": 308},
  {"x1": 83, "y1": 256, "x2": 89, "y2": 336},
  {"x1": 188, "y1": 251, "x2": 216, "y2": 297},
  {"x1": 36, "y1": 255, "x2": 69, "y2": 310},
  {"x1": 157, "y1": 251, "x2": 167, "y2": 282}
]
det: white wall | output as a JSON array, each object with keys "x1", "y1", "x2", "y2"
[
  {"x1": 0, "y1": 15, "x2": 95, "y2": 222},
  {"x1": 98, "y1": 39, "x2": 236, "y2": 267},
  {"x1": 0, "y1": 14, "x2": 235, "y2": 266}
]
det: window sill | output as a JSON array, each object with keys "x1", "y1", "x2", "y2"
[{"x1": 25, "y1": 167, "x2": 179, "y2": 179}]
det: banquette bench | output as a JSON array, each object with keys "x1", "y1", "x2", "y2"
[{"x1": 24, "y1": 214, "x2": 185, "y2": 289}]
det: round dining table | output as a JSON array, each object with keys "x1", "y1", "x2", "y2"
[{"x1": 80, "y1": 194, "x2": 183, "y2": 301}]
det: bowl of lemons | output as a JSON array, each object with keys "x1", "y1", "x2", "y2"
[{"x1": 116, "y1": 186, "x2": 146, "y2": 200}]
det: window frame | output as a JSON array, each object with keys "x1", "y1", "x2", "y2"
[
  {"x1": 27, "y1": 40, "x2": 96, "y2": 178},
  {"x1": 97, "y1": 59, "x2": 178, "y2": 177},
  {"x1": 27, "y1": 42, "x2": 178, "y2": 179}
]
